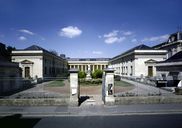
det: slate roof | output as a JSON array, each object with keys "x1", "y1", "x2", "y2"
[
  {"x1": 22, "y1": 45, "x2": 65, "y2": 60},
  {"x1": 161, "y1": 51, "x2": 182, "y2": 63},
  {"x1": 112, "y1": 44, "x2": 153, "y2": 60},
  {"x1": 24, "y1": 45, "x2": 45, "y2": 51}
]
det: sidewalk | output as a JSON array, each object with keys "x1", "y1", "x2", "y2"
[{"x1": 1, "y1": 104, "x2": 182, "y2": 117}]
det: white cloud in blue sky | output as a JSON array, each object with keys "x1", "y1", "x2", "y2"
[
  {"x1": 122, "y1": 31, "x2": 133, "y2": 36},
  {"x1": 19, "y1": 29, "x2": 35, "y2": 35},
  {"x1": 142, "y1": 34, "x2": 169, "y2": 42},
  {"x1": 59, "y1": 26, "x2": 82, "y2": 38},
  {"x1": 18, "y1": 36, "x2": 27, "y2": 41},
  {"x1": 102, "y1": 30, "x2": 127, "y2": 44}
]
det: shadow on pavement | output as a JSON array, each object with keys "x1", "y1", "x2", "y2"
[
  {"x1": 0, "y1": 114, "x2": 41, "y2": 128},
  {"x1": 79, "y1": 96, "x2": 90, "y2": 106}
]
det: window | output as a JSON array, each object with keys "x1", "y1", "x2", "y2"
[{"x1": 130, "y1": 66, "x2": 133, "y2": 76}]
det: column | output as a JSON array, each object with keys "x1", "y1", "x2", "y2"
[
  {"x1": 102, "y1": 68, "x2": 115, "y2": 105},
  {"x1": 69, "y1": 69, "x2": 79, "y2": 106}
]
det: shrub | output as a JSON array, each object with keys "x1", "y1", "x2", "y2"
[
  {"x1": 78, "y1": 71, "x2": 86, "y2": 78},
  {"x1": 91, "y1": 69, "x2": 103, "y2": 79}
]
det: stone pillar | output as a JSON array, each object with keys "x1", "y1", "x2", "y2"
[
  {"x1": 69, "y1": 69, "x2": 79, "y2": 106},
  {"x1": 81, "y1": 65, "x2": 83, "y2": 71},
  {"x1": 102, "y1": 68, "x2": 115, "y2": 105}
]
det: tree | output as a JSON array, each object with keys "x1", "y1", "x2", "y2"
[
  {"x1": 91, "y1": 69, "x2": 103, "y2": 79},
  {"x1": 78, "y1": 71, "x2": 86, "y2": 78}
]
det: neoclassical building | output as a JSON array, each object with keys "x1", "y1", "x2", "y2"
[
  {"x1": 153, "y1": 31, "x2": 182, "y2": 58},
  {"x1": 156, "y1": 51, "x2": 182, "y2": 80},
  {"x1": 11, "y1": 45, "x2": 68, "y2": 80},
  {"x1": 109, "y1": 44, "x2": 167, "y2": 77},
  {"x1": 67, "y1": 58, "x2": 109, "y2": 72},
  {"x1": 154, "y1": 31, "x2": 182, "y2": 80}
]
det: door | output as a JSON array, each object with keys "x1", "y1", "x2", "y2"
[
  {"x1": 25, "y1": 67, "x2": 30, "y2": 78},
  {"x1": 148, "y1": 66, "x2": 153, "y2": 77}
]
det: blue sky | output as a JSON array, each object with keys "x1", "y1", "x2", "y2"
[{"x1": 0, "y1": 0, "x2": 182, "y2": 58}]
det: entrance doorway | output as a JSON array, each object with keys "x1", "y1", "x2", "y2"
[
  {"x1": 148, "y1": 66, "x2": 153, "y2": 77},
  {"x1": 25, "y1": 67, "x2": 30, "y2": 78}
]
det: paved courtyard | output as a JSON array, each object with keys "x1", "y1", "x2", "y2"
[
  {"x1": 115, "y1": 79, "x2": 174, "y2": 97},
  {"x1": 4, "y1": 78, "x2": 174, "y2": 101}
]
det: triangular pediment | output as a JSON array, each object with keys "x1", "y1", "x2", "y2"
[
  {"x1": 21, "y1": 59, "x2": 34, "y2": 64},
  {"x1": 145, "y1": 59, "x2": 157, "y2": 63}
]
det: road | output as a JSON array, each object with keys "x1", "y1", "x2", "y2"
[{"x1": 0, "y1": 114, "x2": 182, "y2": 128}]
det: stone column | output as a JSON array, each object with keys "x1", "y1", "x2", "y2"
[
  {"x1": 102, "y1": 68, "x2": 115, "y2": 105},
  {"x1": 69, "y1": 69, "x2": 79, "y2": 106},
  {"x1": 81, "y1": 65, "x2": 83, "y2": 71}
]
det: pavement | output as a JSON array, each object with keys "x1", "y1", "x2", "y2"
[
  {"x1": 115, "y1": 78, "x2": 174, "y2": 96},
  {"x1": 1, "y1": 104, "x2": 182, "y2": 117}
]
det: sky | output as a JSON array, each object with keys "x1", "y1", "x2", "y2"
[{"x1": 0, "y1": 0, "x2": 182, "y2": 58}]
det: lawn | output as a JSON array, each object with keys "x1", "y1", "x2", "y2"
[
  {"x1": 47, "y1": 79, "x2": 65, "y2": 87},
  {"x1": 115, "y1": 80, "x2": 133, "y2": 87}
]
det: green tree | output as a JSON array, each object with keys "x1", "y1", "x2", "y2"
[
  {"x1": 91, "y1": 69, "x2": 103, "y2": 79},
  {"x1": 78, "y1": 71, "x2": 86, "y2": 78}
]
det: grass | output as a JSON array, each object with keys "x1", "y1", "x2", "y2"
[
  {"x1": 115, "y1": 80, "x2": 133, "y2": 87},
  {"x1": 47, "y1": 79, "x2": 65, "y2": 87},
  {"x1": 79, "y1": 79, "x2": 102, "y2": 86}
]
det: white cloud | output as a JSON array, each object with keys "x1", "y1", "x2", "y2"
[
  {"x1": 131, "y1": 38, "x2": 137, "y2": 43},
  {"x1": 105, "y1": 36, "x2": 125, "y2": 44},
  {"x1": 142, "y1": 34, "x2": 169, "y2": 42},
  {"x1": 103, "y1": 30, "x2": 125, "y2": 44},
  {"x1": 18, "y1": 36, "x2": 27, "y2": 41},
  {"x1": 103, "y1": 30, "x2": 119, "y2": 38},
  {"x1": 122, "y1": 31, "x2": 133, "y2": 36},
  {"x1": 19, "y1": 29, "x2": 35, "y2": 35},
  {"x1": 92, "y1": 51, "x2": 103, "y2": 55},
  {"x1": 59, "y1": 26, "x2": 82, "y2": 38}
]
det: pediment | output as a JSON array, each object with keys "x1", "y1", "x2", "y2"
[
  {"x1": 145, "y1": 59, "x2": 157, "y2": 63},
  {"x1": 21, "y1": 59, "x2": 34, "y2": 64}
]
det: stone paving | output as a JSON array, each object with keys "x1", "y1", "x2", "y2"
[
  {"x1": 115, "y1": 79, "x2": 174, "y2": 97},
  {"x1": 6, "y1": 80, "x2": 69, "y2": 99}
]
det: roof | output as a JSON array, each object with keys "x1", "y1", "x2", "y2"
[
  {"x1": 67, "y1": 58, "x2": 110, "y2": 61},
  {"x1": 153, "y1": 31, "x2": 182, "y2": 49},
  {"x1": 161, "y1": 51, "x2": 182, "y2": 63},
  {"x1": 112, "y1": 44, "x2": 153, "y2": 60},
  {"x1": 24, "y1": 45, "x2": 45, "y2": 50},
  {"x1": 14, "y1": 45, "x2": 66, "y2": 60}
]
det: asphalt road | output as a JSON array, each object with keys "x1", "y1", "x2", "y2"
[{"x1": 1, "y1": 114, "x2": 182, "y2": 128}]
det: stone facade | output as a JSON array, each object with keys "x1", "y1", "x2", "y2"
[
  {"x1": 11, "y1": 45, "x2": 68, "y2": 80},
  {"x1": 109, "y1": 44, "x2": 167, "y2": 78},
  {"x1": 67, "y1": 58, "x2": 109, "y2": 73},
  {"x1": 156, "y1": 51, "x2": 182, "y2": 81}
]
